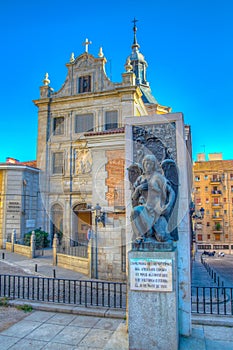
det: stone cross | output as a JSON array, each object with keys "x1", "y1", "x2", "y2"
[{"x1": 83, "y1": 38, "x2": 92, "y2": 53}]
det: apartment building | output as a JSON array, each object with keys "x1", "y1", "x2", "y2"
[{"x1": 193, "y1": 153, "x2": 233, "y2": 254}]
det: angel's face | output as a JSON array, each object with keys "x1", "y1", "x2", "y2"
[{"x1": 143, "y1": 159, "x2": 155, "y2": 173}]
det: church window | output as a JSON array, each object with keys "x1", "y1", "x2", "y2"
[
  {"x1": 78, "y1": 75, "x2": 91, "y2": 93},
  {"x1": 75, "y1": 114, "x2": 94, "y2": 133},
  {"x1": 53, "y1": 117, "x2": 64, "y2": 135},
  {"x1": 105, "y1": 110, "x2": 118, "y2": 130},
  {"x1": 52, "y1": 152, "x2": 64, "y2": 174}
]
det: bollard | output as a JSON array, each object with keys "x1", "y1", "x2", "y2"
[
  {"x1": 53, "y1": 269, "x2": 56, "y2": 278},
  {"x1": 35, "y1": 264, "x2": 37, "y2": 272},
  {"x1": 2, "y1": 252, "x2": 5, "y2": 260}
]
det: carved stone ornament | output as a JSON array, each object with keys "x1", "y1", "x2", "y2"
[
  {"x1": 75, "y1": 149, "x2": 92, "y2": 174},
  {"x1": 129, "y1": 124, "x2": 179, "y2": 250}
]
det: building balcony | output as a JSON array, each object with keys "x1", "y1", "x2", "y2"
[
  {"x1": 211, "y1": 190, "x2": 222, "y2": 196},
  {"x1": 209, "y1": 178, "x2": 222, "y2": 184},
  {"x1": 211, "y1": 203, "x2": 223, "y2": 208},
  {"x1": 212, "y1": 215, "x2": 223, "y2": 220},
  {"x1": 212, "y1": 225, "x2": 223, "y2": 233}
]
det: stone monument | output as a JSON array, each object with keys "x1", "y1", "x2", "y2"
[{"x1": 125, "y1": 114, "x2": 192, "y2": 350}]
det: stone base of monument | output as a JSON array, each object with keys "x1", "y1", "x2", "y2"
[{"x1": 128, "y1": 248, "x2": 178, "y2": 350}]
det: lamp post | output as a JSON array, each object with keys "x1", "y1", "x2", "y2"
[{"x1": 94, "y1": 203, "x2": 101, "y2": 279}]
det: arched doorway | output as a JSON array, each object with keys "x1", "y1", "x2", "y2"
[
  {"x1": 73, "y1": 203, "x2": 92, "y2": 244},
  {"x1": 51, "y1": 203, "x2": 63, "y2": 244}
]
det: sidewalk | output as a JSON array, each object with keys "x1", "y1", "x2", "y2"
[{"x1": 0, "y1": 249, "x2": 233, "y2": 349}]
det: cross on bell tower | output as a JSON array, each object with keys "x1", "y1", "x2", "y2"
[{"x1": 83, "y1": 38, "x2": 92, "y2": 53}]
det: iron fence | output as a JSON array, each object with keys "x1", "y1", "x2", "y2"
[
  {"x1": 1, "y1": 273, "x2": 233, "y2": 315},
  {"x1": 192, "y1": 286, "x2": 233, "y2": 315},
  {"x1": 57, "y1": 241, "x2": 88, "y2": 258},
  {"x1": 0, "y1": 274, "x2": 126, "y2": 309}
]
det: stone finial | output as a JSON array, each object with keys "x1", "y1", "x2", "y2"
[
  {"x1": 70, "y1": 52, "x2": 75, "y2": 63},
  {"x1": 43, "y1": 73, "x2": 50, "y2": 86},
  {"x1": 125, "y1": 58, "x2": 133, "y2": 72},
  {"x1": 98, "y1": 47, "x2": 104, "y2": 58}
]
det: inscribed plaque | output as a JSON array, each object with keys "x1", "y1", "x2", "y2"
[{"x1": 130, "y1": 258, "x2": 173, "y2": 292}]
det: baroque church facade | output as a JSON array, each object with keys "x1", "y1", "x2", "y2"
[{"x1": 33, "y1": 23, "x2": 191, "y2": 280}]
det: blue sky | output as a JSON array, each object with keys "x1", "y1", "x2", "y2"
[{"x1": 0, "y1": 0, "x2": 232, "y2": 162}]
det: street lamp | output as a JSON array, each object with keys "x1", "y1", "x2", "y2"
[{"x1": 94, "y1": 203, "x2": 101, "y2": 279}]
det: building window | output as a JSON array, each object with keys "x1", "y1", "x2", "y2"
[
  {"x1": 207, "y1": 234, "x2": 210, "y2": 239},
  {"x1": 205, "y1": 186, "x2": 208, "y2": 192},
  {"x1": 230, "y1": 174, "x2": 233, "y2": 180},
  {"x1": 231, "y1": 186, "x2": 233, "y2": 193},
  {"x1": 206, "y1": 198, "x2": 209, "y2": 203},
  {"x1": 204, "y1": 175, "x2": 208, "y2": 180},
  {"x1": 224, "y1": 198, "x2": 227, "y2": 203},
  {"x1": 105, "y1": 111, "x2": 118, "y2": 130},
  {"x1": 53, "y1": 117, "x2": 64, "y2": 135},
  {"x1": 196, "y1": 198, "x2": 201, "y2": 205},
  {"x1": 206, "y1": 210, "x2": 209, "y2": 215},
  {"x1": 197, "y1": 234, "x2": 202, "y2": 241},
  {"x1": 195, "y1": 176, "x2": 200, "y2": 181},
  {"x1": 75, "y1": 114, "x2": 94, "y2": 133},
  {"x1": 195, "y1": 187, "x2": 200, "y2": 193},
  {"x1": 52, "y1": 152, "x2": 64, "y2": 174},
  {"x1": 207, "y1": 222, "x2": 210, "y2": 226},
  {"x1": 78, "y1": 75, "x2": 91, "y2": 93},
  {"x1": 224, "y1": 210, "x2": 227, "y2": 215}
]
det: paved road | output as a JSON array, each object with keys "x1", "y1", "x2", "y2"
[
  {"x1": 201, "y1": 253, "x2": 233, "y2": 286},
  {"x1": 1, "y1": 249, "x2": 233, "y2": 349}
]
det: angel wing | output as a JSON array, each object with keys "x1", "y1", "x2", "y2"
[{"x1": 161, "y1": 158, "x2": 179, "y2": 241}]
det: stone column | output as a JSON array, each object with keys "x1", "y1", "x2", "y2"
[
  {"x1": 30, "y1": 231, "x2": 36, "y2": 258},
  {"x1": 52, "y1": 233, "x2": 58, "y2": 266},
  {"x1": 128, "y1": 248, "x2": 179, "y2": 350}
]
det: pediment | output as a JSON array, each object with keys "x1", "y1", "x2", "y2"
[{"x1": 74, "y1": 53, "x2": 96, "y2": 69}]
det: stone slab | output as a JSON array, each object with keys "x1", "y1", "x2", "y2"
[{"x1": 128, "y1": 249, "x2": 178, "y2": 350}]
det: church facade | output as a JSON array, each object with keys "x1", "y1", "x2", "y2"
[{"x1": 33, "y1": 23, "x2": 191, "y2": 280}]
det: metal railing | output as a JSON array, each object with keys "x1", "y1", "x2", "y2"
[
  {"x1": 1, "y1": 273, "x2": 233, "y2": 316},
  {"x1": 191, "y1": 286, "x2": 233, "y2": 315},
  {"x1": 57, "y1": 240, "x2": 88, "y2": 258},
  {"x1": 0, "y1": 274, "x2": 126, "y2": 309}
]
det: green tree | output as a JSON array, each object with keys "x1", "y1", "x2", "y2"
[{"x1": 24, "y1": 229, "x2": 50, "y2": 249}]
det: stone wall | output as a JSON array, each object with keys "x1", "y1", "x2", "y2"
[
  {"x1": 57, "y1": 254, "x2": 90, "y2": 276},
  {"x1": 5, "y1": 242, "x2": 32, "y2": 258},
  {"x1": 97, "y1": 227, "x2": 126, "y2": 281}
]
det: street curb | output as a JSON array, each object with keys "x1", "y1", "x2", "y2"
[
  {"x1": 8, "y1": 300, "x2": 126, "y2": 319},
  {"x1": 192, "y1": 314, "x2": 233, "y2": 327}
]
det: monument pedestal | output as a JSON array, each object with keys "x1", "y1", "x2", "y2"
[{"x1": 128, "y1": 248, "x2": 179, "y2": 350}]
